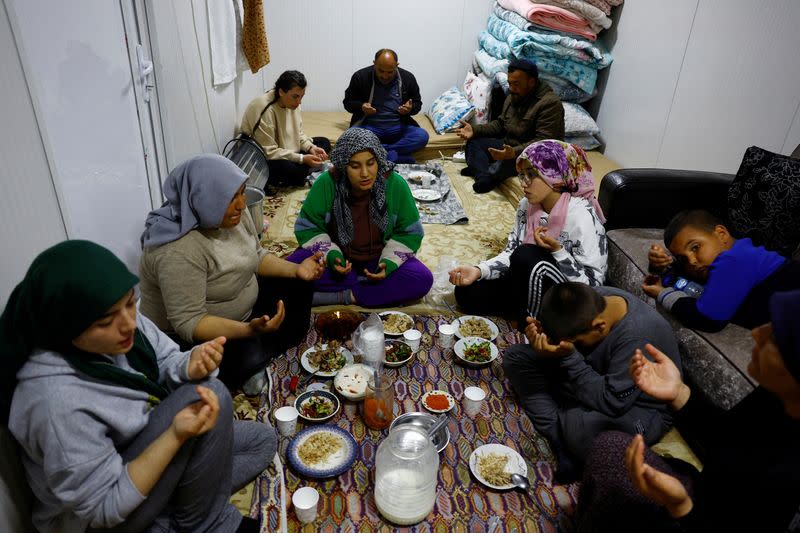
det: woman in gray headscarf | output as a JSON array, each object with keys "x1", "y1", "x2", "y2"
[
  {"x1": 139, "y1": 154, "x2": 323, "y2": 393},
  {"x1": 287, "y1": 127, "x2": 432, "y2": 307}
]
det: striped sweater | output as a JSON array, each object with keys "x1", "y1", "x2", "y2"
[{"x1": 294, "y1": 171, "x2": 424, "y2": 275}]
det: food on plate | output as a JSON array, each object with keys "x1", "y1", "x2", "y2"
[
  {"x1": 458, "y1": 318, "x2": 492, "y2": 339},
  {"x1": 335, "y1": 367, "x2": 369, "y2": 396},
  {"x1": 424, "y1": 392, "x2": 451, "y2": 411},
  {"x1": 299, "y1": 396, "x2": 335, "y2": 419},
  {"x1": 477, "y1": 452, "x2": 511, "y2": 486},
  {"x1": 463, "y1": 340, "x2": 492, "y2": 363},
  {"x1": 385, "y1": 342, "x2": 412, "y2": 363},
  {"x1": 308, "y1": 341, "x2": 346, "y2": 372},
  {"x1": 382, "y1": 313, "x2": 413, "y2": 334},
  {"x1": 297, "y1": 432, "x2": 343, "y2": 465}
]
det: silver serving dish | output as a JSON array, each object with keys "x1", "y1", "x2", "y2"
[{"x1": 389, "y1": 412, "x2": 450, "y2": 453}]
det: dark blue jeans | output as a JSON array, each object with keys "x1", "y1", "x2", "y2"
[
  {"x1": 361, "y1": 123, "x2": 429, "y2": 162},
  {"x1": 464, "y1": 137, "x2": 518, "y2": 183}
]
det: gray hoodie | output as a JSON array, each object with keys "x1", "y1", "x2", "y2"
[{"x1": 8, "y1": 313, "x2": 193, "y2": 532}]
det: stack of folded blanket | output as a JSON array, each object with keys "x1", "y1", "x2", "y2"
[{"x1": 467, "y1": 0, "x2": 622, "y2": 148}]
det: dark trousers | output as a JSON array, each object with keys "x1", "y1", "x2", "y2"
[
  {"x1": 91, "y1": 379, "x2": 275, "y2": 533},
  {"x1": 464, "y1": 137, "x2": 518, "y2": 185},
  {"x1": 174, "y1": 276, "x2": 313, "y2": 390},
  {"x1": 454, "y1": 245, "x2": 565, "y2": 328},
  {"x1": 503, "y1": 345, "x2": 671, "y2": 462},
  {"x1": 266, "y1": 136, "x2": 331, "y2": 187}
]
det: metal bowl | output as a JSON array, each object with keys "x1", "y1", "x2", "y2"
[{"x1": 389, "y1": 411, "x2": 450, "y2": 453}]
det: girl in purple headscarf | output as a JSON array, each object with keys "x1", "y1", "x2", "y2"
[{"x1": 449, "y1": 139, "x2": 607, "y2": 322}]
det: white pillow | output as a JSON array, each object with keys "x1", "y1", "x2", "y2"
[
  {"x1": 563, "y1": 102, "x2": 601, "y2": 135},
  {"x1": 462, "y1": 72, "x2": 492, "y2": 125},
  {"x1": 426, "y1": 87, "x2": 475, "y2": 134}
]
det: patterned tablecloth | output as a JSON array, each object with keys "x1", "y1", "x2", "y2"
[
  {"x1": 394, "y1": 163, "x2": 469, "y2": 226},
  {"x1": 253, "y1": 315, "x2": 579, "y2": 532}
]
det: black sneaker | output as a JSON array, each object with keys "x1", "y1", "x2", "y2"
[
  {"x1": 460, "y1": 166, "x2": 476, "y2": 177},
  {"x1": 472, "y1": 178, "x2": 495, "y2": 193}
]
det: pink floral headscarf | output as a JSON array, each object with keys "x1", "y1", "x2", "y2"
[{"x1": 519, "y1": 140, "x2": 605, "y2": 244}]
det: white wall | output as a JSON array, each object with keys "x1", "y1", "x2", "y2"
[
  {"x1": 0, "y1": 2, "x2": 66, "y2": 306},
  {"x1": 597, "y1": 0, "x2": 800, "y2": 173},
  {"x1": 5, "y1": 0, "x2": 155, "y2": 274},
  {"x1": 149, "y1": 0, "x2": 493, "y2": 167}
]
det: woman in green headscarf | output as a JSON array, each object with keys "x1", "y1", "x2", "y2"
[{"x1": 0, "y1": 240, "x2": 272, "y2": 533}]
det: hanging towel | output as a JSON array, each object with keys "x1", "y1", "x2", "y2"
[
  {"x1": 242, "y1": 0, "x2": 270, "y2": 73},
  {"x1": 208, "y1": 0, "x2": 238, "y2": 86}
]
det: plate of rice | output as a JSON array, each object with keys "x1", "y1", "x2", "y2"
[
  {"x1": 468, "y1": 444, "x2": 528, "y2": 490},
  {"x1": 287, "y1": 425, "x2": 358, "y2": 478},
  {"x1": 451, "y1": 315, "x2": 499, "y2": 341},
  {"x1": 379, "y1": 311, "x2": 414, "y2": 336}
]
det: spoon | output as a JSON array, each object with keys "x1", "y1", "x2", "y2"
[
  {"x1": 511, "y1": 473, "x2": 531, "y2": 492},
  {"x1": 427, "y1": 414, "x2": 449, "y2": 437}
]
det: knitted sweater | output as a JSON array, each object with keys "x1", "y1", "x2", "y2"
[
  {"x1": 139, "y1": 212, "x2": 267, "y2": 342},
  {"x1": 294, "y1": 171, "x2": 423, "y2": 276},
  {"x1": 478, "y1": 196, "x2": 607, "y2": 285},
  {"x1": 240, "y1": 89, "x2": 314, "y2": 163}
]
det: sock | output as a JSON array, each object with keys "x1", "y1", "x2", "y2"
[
  {"x1": 460, "y1": 166, "x2": 476, "y2": 176},
  {"x1": 312, "y1": 290, "x2": 353, "y2": 306},
  {"x1": 553, "y1": 446, "x2": 582, "y2": 485},
  {"x1": 241, "y1": 370, "x2": 267, "y2": 396}
]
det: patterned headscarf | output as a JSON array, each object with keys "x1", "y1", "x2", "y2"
[
  {"x1": 329, "y1": 128, "x2": 393, "y2": 247},
  {"x1": 518, "y1": 140, "x2": 606, "y2": 243},
  {"x1": 141, "y1": 154, "x2": 248, "y2": 249}
]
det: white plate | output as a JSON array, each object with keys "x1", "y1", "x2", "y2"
[
  {"x1": 300, "y1": 345, "x2": 354, "y2": 378},
  {"x1": 379, "y1": 311, "x2": 414, "y2": 336},
  {"x1": 454, "y1": 337, "x2": 500, "y2": 367},
  {"x1": 287, "y1": 426, "x2": 358, "y2": 478},
  {"x1": 469, "y1": 444, "x2": 528, "y2": 491},
  {"x1": 384, "y1": 339, "x2": 414, "y2": 367},
  {"x1": 451, "y1": 315, "x2": 499, "y2": 341},
  {"x1": 421, "y1": 391, "x2": 455, "y2": 413},
  {"x1": 408, "y1": 170, "x2": 437, "y2": 184},
  {"x1": 412, "y1": 188, "x2": 442, "y2": 202},
  {"x1": 333, "y1": 363, "x2": 372, "y2": 401}
]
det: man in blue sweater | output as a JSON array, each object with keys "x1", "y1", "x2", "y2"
[{"x1": 342, "y1": 49, "x2": 428, "y2": 163}]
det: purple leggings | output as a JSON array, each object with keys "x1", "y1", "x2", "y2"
[{"x1": 285, "y1": 248, "x2": 433, "y2": 308}]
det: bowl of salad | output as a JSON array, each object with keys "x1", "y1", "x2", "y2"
[
  {"x1": 295, "y1": 390, "x2": 340, "y2": 422},
  {"x1": 384, "y1": 339, "x2": 414, "y2": 367},
  {"x1": 454, "y1": 337, "x2": 499, "y2": 367}
]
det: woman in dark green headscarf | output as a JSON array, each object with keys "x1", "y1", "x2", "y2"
[{"x1": 1, "y1": 240, "x2": 273, "y2": 533}]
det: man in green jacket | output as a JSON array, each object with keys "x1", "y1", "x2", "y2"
[{"x1": 456, "y1": 59, "x2": 565, "y2": 193}]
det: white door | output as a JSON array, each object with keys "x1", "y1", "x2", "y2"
[{"x1": 3, "y1": 0, "x2": 166, "y2": 277}]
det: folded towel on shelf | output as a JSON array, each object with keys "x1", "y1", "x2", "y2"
[
  {"x1": 474, "y1": 48, "x2": 510, "y2": 79},
  {"x1": 581, "y1": 0, "x2": 624, "y2": 17},
  {"x1": 532, "y1": 0, "x2": 612, "y2": 31},
  {"x1": 497, "y1": 0, "x2": 597, "y2": 41},
  {"x1": 487, "y1": 14, "x2": 612, "y2": 68}
]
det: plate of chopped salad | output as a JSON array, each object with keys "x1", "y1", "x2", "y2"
[
  {"x1": 295, "y1": 390, "x2": 340, "y2": 422},
  {"x1": 454, "y1": 337, "x2": 499, "y2": 367},
  {"x1": 300, "y1": 342, "x2": 354, "y2": 377},
  {"x1": 384, "y1": 339, "x2": 414, "y2": 367}
]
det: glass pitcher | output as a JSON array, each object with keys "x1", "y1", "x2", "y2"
[
  {"x1": 362, "y1": 374, "x2": 394, "y2": 430},
  {"x1": 374, "y1": 425, "x2": 439, "y2": 525}
]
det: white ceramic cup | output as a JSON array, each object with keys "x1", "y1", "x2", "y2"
[
  {"x1": 403, "y1": 329, "x2": 422, "y2": 352},
  {"x1": 438, "y1": 323, "x2": 456, "y2": 349},
  {"x1": 463, "y1": 386, "x2": 486, "y2": 417},
  {"x1": 292, "y1": 486, "x2": 320, "y2": 524},
  {"x1": 274, "y1": 406, "x2": 299, "y2": 437},
  {"x1": 421, "y1": 174, "x2": 432, "y2": 188}
]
